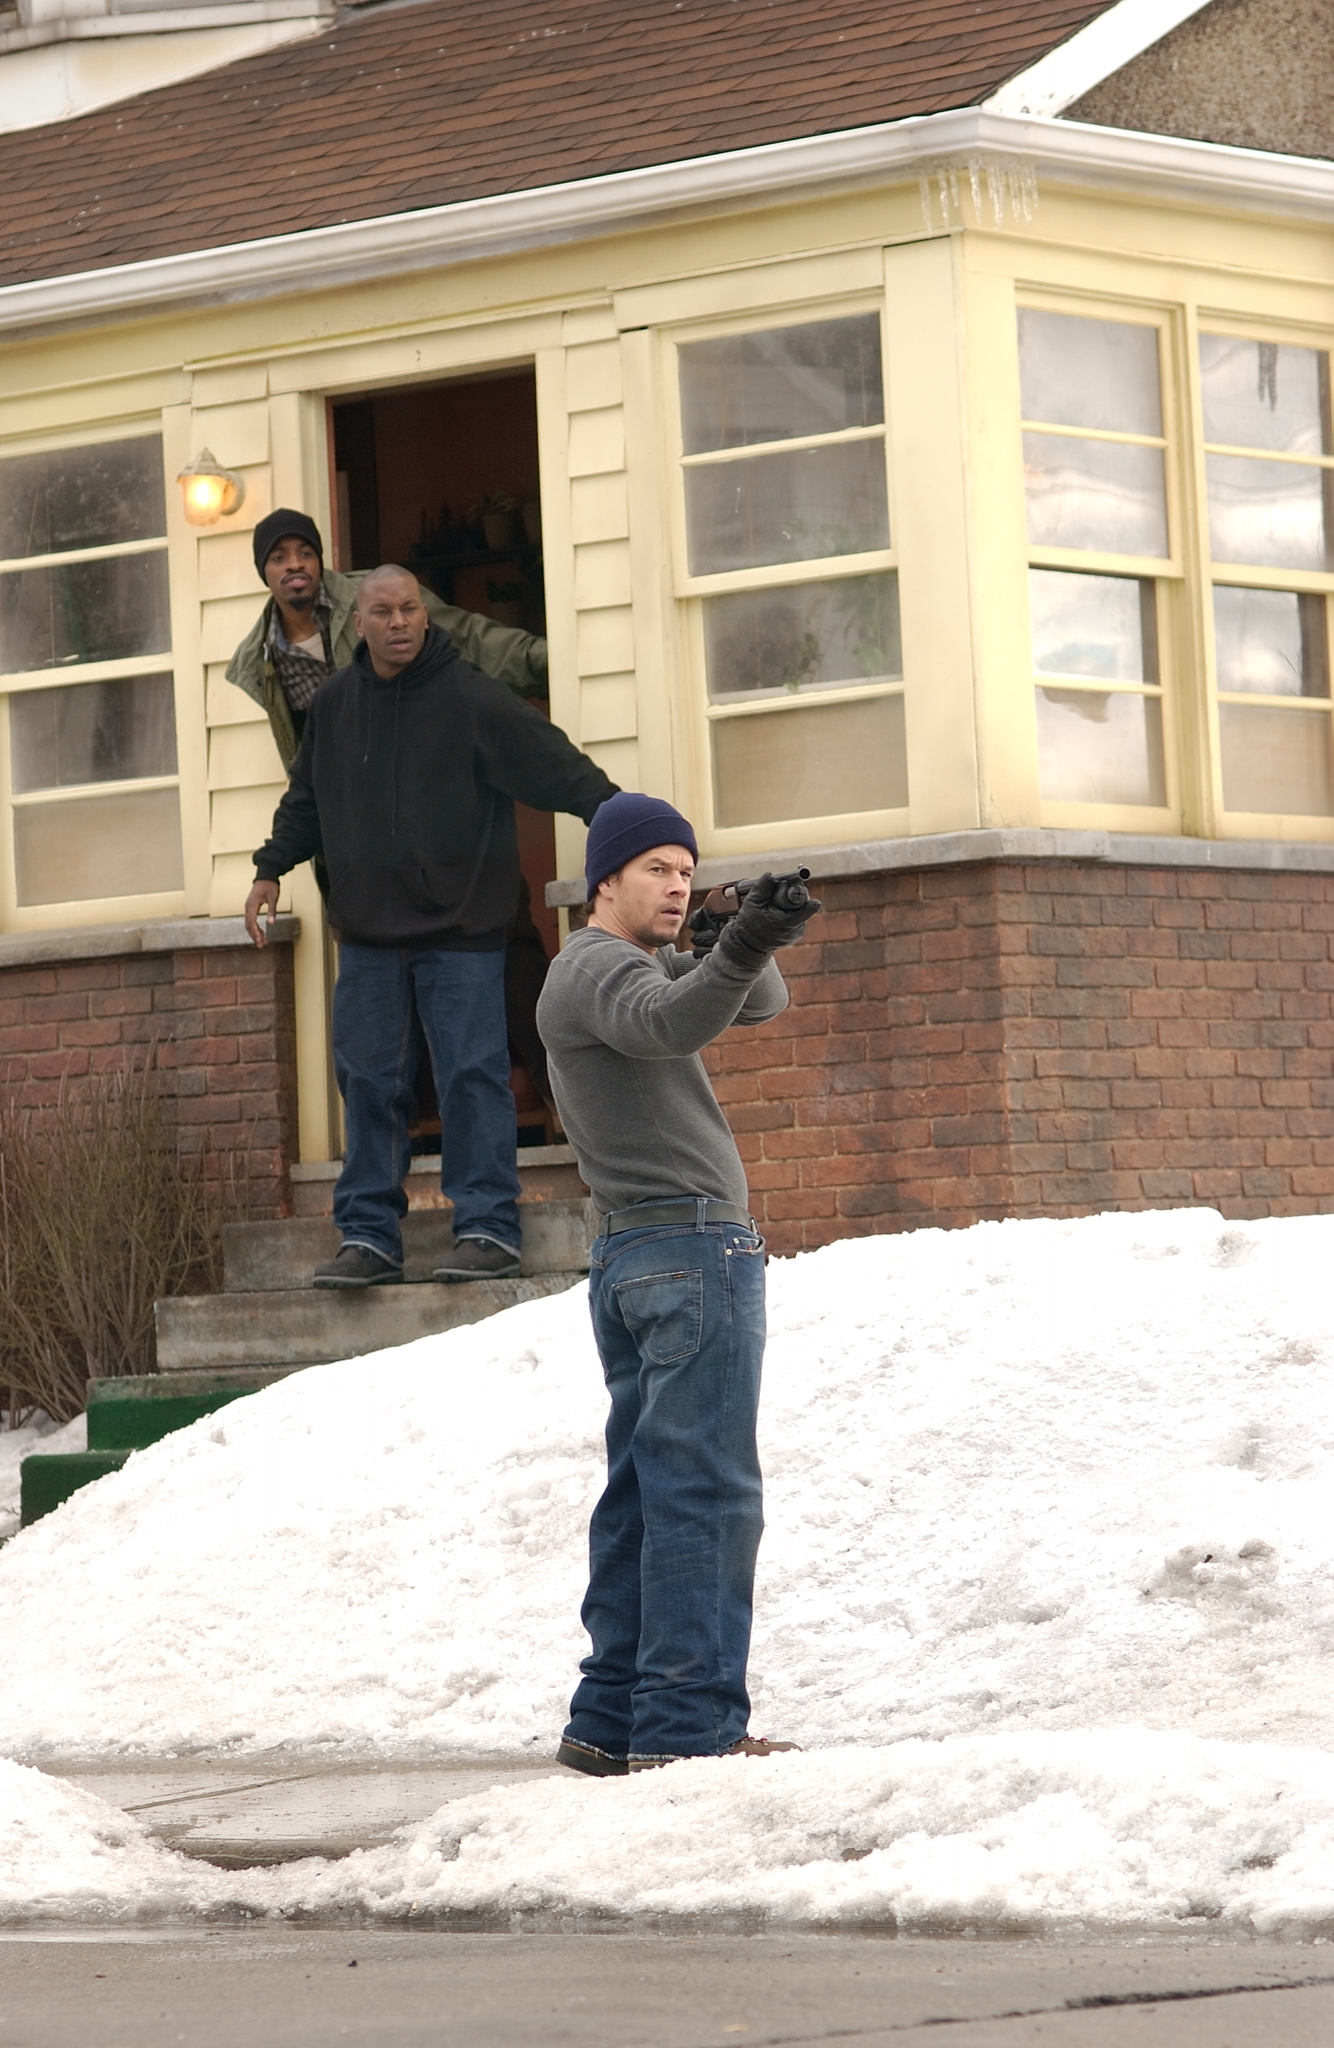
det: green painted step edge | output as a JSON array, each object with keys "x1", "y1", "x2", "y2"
[
  {"x1": 86, "y1": 1371, "x2": 298, "y2": 1452},
  {"x1": 20, "y1": 1451, "x2": 129, "y2": 1528}
]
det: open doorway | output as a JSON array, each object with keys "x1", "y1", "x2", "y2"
[{"x1": 329, "y1": 368, "x2": 560, "y2": 1148}]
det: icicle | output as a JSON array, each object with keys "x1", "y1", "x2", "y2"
[{"x1": 917, "y1": 153, "x2": 1039, "y2": 229}]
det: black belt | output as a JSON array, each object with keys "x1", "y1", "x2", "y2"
[{"x1": 601, "y1": 1200, "x2": 755, "y2": 1237}]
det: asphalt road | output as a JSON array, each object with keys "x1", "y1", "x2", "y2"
[{"x1": 0, "y1": 1929, "x2": 1330, "y2": 2048}]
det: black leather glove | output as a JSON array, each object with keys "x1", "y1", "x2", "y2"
[
  {"x1": 689, "y1": 906, "x2": 729, "y2": 959},
  {"x1": 716, "y1": 873, "x2": 821, "y2": 972}
]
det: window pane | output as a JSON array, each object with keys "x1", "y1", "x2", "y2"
[
  {"x1": 13, "y1": 786, "x2": 183, "y2": 905},
  {"x1": 1199, "y1": 335, "x2": 1331, "y2": 456},
  {"x1": 0, "y1": 551, "x2": 171, "y2": 672},
  {"x1": 1036, "y1": 687, "x2": 1166, "y2": 806},
  {"x1": 1219, "y1": 702, "x2": 1333, "y2": 815},
  {"x1": 680, "y1": 314, "x2": 884, "y2": 454},
  {"x1": 1024, "y1": 432, "x2": 1168, "y2": 557},
  {"x1": 685, "y1": 439, "x2": 888, "y2": 575},
  {"x1": 0, "y1": 437, "x2": 166, "y2": 560},
  {"x1": 1212, "y1": 586, "x2": 1328, "y2": 698},
  {"x1": 703, "y1": 573, "x2": 900, "y2": 703},
  {"x1": 1205, "y1": 453, "x2": 1330, "y2": 570},
  {"x1": 1029, "y1": 569, "x2": 1157, "y2": 683},
  {"x1": 712, "y1": 694, "x2": 907, "y2": 827},
  {"x1": 1018, "y1": 310, "x2": 1162, "y2": 437},
  {"x1": 9, "y1": 673, "x2": 177, "y2": 794}
]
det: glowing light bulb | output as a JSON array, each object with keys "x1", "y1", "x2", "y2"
[{"x1": 177, "y1": 450, "x2": 245, "y2": 526}]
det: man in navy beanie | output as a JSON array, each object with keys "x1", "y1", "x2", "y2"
[{"x1": 537, "y1": 792, "x2": 820, "y2": 1773}]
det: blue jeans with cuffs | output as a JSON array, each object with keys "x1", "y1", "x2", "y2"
[
  {"x1": 331, "y1": 941, "x2": 522, "y2": 1264},
  {"x1": 564, "y1": 1212, "x2": 766, "y2": 1763}
]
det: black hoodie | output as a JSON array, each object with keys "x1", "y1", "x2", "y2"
[{"x1": 253, "y1": 624, "x2": 617, "y2": 949}]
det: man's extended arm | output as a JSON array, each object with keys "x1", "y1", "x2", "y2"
[
  {"x1": 663, "y1": 947, "x2": 787, "y2": 1026},
  {"x1": 423, "y1": 592, "x2": 548, "y2": 696},
  {"x1": 476, "y1": 679, "x2": 618, "y2": 822},
  {"x1": 566, "y1": 941, "x2": 788, "y2": 1061}
]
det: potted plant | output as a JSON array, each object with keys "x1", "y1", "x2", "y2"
[{"x1": 477, "y1": 491, "x2": 518, "y2": 549}]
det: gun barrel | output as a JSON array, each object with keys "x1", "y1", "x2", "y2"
[{"x1": 719, "y1": 866, "x2": 811, "y2": 912}]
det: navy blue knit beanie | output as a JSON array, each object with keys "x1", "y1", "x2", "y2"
[
  {"x1": 253, "y1": 508, "x2": 323, "y2": 580},
  {"x1": 585, "y1": 793, "x2": 698, "y2": 899}
]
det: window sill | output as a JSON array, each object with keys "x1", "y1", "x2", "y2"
[
  {"x1": 0, "y1": 913, "x2": 299, "y2": 971},
  {"x1": 546, "y1": 827, "x2": 1334, "y2": 906}
]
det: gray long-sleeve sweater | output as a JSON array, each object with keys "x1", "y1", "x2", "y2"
[{"x1": 536, "y1": 924, "x2": 788, "y2": 1217}]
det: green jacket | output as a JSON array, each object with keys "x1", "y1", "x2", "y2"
[{"x1": 224, "y1": 567, "x2": 549, "y2": 770}]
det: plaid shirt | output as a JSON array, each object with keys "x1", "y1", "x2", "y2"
[{"x1": 266, "y1": 587, "x2": 334, "y2": 713}]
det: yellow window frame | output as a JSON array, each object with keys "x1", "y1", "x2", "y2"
[
  {"x1": 1016, "y1": 291, "x2": 1185, "y2": 834},
  {"x1": 662, "y1": 295, "x2": 909, "y2": 855}
]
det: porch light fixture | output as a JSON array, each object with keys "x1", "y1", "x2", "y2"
[{"x1": 176, "y1": 448, "x2": 245, "y2": 525}]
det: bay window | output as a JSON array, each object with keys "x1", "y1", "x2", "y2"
[
  {"x1": 1019, "y1": 307, "x2": 1172, "y2": 813},
  {"x1": 676, "y1": 311, "x2": 905, "y2": 832},
  {"x1": 1200, "y1": 333, "x2": 1334, "y2": 818}
]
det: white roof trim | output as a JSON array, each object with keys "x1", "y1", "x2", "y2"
[
  {"x1": 3, "y1": 104, "x2": 1334, "y2": 337},
  {"x1": 986, "y1": 0, "x2": 1215, "y2": 118}
]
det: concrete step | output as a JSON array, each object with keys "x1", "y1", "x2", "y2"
[
  {"x1": 223, "y1": 1198, "x2": 595, "y2": 1293},
  {"x1": 155, "y1": 1272, "x2": 582, "y2": 1372},
  {"x1": 290, "y1": 1142, "x2": 587, "y2": 1217}
]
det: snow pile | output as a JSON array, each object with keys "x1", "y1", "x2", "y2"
[
  {"x1": 0, "y1": 1205, "x2": 1331, "y2": 1761},
  {"x1": 0, "y1": 1204, "x2": 1332, "y2": 1933},
  {"x1": 3, "y1": 1208, "x2": 1334, "y2": 1757},
  {"x1": 272, "y1": 1730, "x2": 1334, "y2": 1938},
  {"x1": 5, "y1": 1733, "x2": 1333, "y2": 1936},
  {"x1": 0, "y1": 1756, "x2": 218, "y2": 1921},
  {"x1": 0, "y1": 1412, "x2": 85, "y2": 1544}
]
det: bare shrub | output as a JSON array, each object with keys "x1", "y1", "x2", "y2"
[{"x1": 0, "y1": 1058, "x2": 232, "y2": 1424}]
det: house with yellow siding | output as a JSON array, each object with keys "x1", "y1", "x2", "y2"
[{"x1": 2, "y1": 0, "x2": 1334, "y2": 1252}]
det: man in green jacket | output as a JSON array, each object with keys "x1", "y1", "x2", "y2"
[{"x1": 226, "y1": 508, "x2": 548, "y2": 770}]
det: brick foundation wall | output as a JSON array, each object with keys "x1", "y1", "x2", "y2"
[
  {"x1": 703, "y1": 860, "x2": 1334, "y2": 1256},
  {"x1": 0, "y1": 941, "x2": 298, "y2": 1220}
]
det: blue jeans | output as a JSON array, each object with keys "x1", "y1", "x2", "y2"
[
  {"x1": 564, "y1": 1216, "x2": 766, "y2": 1762},
  {"x1": 331, "y1": 942, "x2": 521, "y2": 1264}
]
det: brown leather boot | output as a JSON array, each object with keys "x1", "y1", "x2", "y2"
[{"x1": 628, "y1": 1735, "x2": 801, "y2": 1771}]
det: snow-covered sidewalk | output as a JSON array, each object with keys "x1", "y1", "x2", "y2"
[
  {"x1": 3, "y1": 1730, "x2": 1333, "y2": 1935},
  {"x1": 0, "y1": 1207, "x2": 1331, "y2": 1932}
]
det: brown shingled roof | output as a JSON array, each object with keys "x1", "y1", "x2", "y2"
[{"x1": 0, "y1": 0, "x2": 1113, "y2": 290}]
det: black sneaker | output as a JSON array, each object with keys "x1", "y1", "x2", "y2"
[
  {"x1": 556, "y1": 1738, "x2": 628, "y2": 1778},
  {"x1": 312, "y1": 1244, "x2": 403, "y2": 1289},
  {"x1": 432, "y1": 1238, "x2": 522, "y2": 1282}
]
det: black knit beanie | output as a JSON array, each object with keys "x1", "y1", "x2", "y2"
[
  {"x1": 584, "y1": 793, "x2": 698, "y2": 898},
  {"x1": 253, "y1": 509, "x2": 324, "y2": 581}
]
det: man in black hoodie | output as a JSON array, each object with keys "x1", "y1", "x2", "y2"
[{"x1": 245, "y1": 566, "x2": 617, "y2": 1289}]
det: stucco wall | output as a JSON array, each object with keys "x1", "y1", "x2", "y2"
[{"x1": 1068, "y1": 0, "x2": 1334, "y2": 161}]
